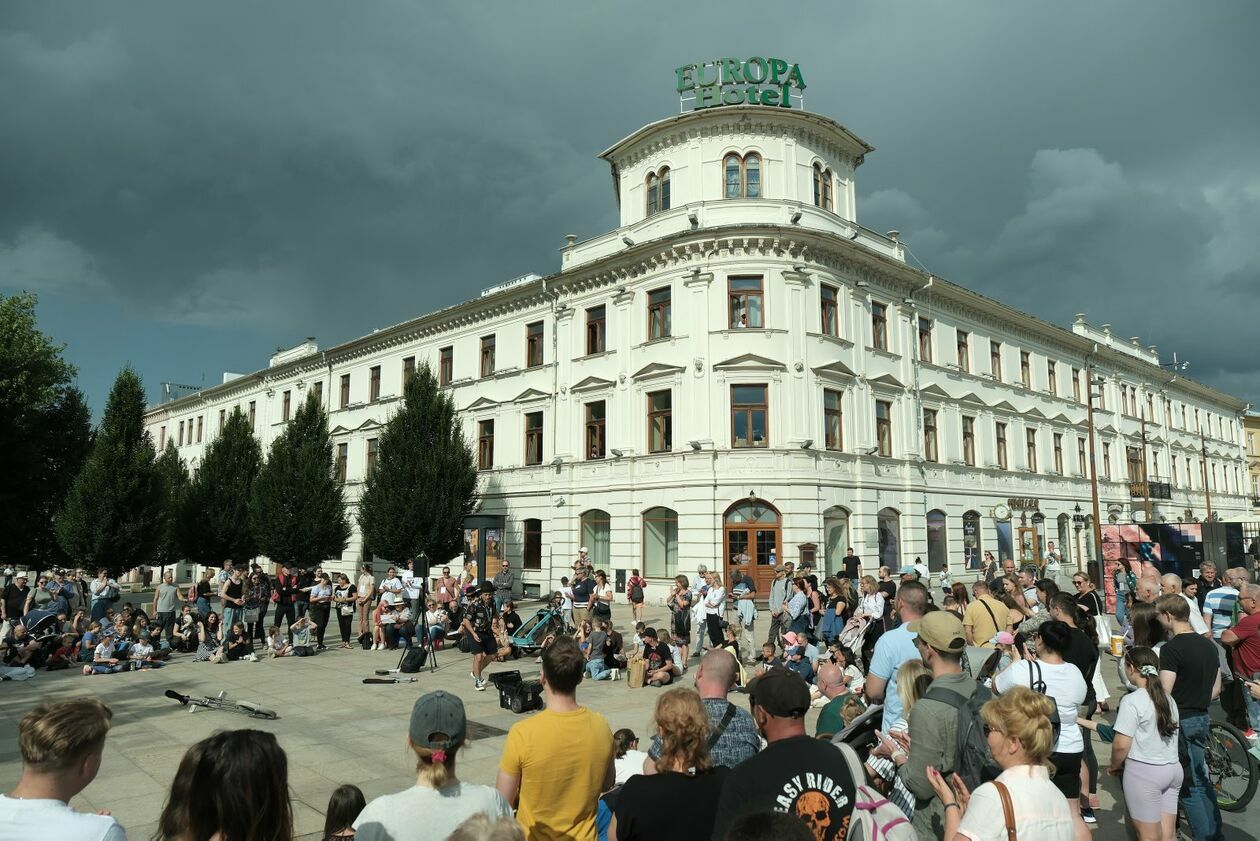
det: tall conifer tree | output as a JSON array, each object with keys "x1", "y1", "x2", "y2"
[
  {"x1": 179, "y1": 407, "x2": 261, "y2": 567},
  {"x1": 153, "y1": 440, "x2": 189, "y2": 572}
]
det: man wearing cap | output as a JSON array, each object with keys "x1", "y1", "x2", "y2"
[
  {"x1": 1, "y1": 574, "x2": 30, "y2": 627},
  {"x1": 893, "y1": 610, "x2": 980, "y2": 838},
  {"x1": 355, "y1": 691, "x2": 512, "y2": 841},
  {"x1": 498, "y1": 635, "x2": 614, "y2": 841},
  {"x1": 461, "y1": 582, "x2": 498, "y2": 691},
  {"x1": 864, "y1": 580, "x2": 927, "y2": 734},
  {"x1": 711, "y1": 667, "x2": 857, "y2": 841}
]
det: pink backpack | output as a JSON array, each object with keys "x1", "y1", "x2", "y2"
[{"x1": 833, "y1": 741, "x2": 917, "y2": 841}]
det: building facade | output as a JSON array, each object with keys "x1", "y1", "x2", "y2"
[
  {"x1": 1247, "y1": 412, "x2": 1260, "y2": 517},
  {"x1": 144, "y1": 97, "x2": 1251, "y2": 600}
]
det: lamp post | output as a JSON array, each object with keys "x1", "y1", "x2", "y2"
[
  {"x1": 1086, "y1": 366, "x2": 1106, "y2": 592},
  {"x1": 1072, "y1": 503, "x2": 1086, "y2": 572}
]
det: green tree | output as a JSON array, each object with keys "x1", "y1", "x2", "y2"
[
  {"x1": 250, "y1": 391, "x2": 349, "y2": 568},
  {"x1": 153, "y1": 440, "x2": 189, "y2": 572},
  {"x1": 0, "y1": 292, "x2": 92, "y2": 569},
  {"x1": 55, "y1": 367, "x2": 160, "y2": 578},
  {"x1": 358, "y1": 362, "x2": 477, "y2": 565},
  {"x1": 179, "y1": 407, "x2": 261, "y2": 567}
]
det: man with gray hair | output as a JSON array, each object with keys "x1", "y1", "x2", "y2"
[
  {"x1": 1160, "y1": 573, "x2": 1210, "y2": 636},
  {"x1": 1135, "y1": 576, "x2": 1160, "y2": 605},
  {"x1": 643, "y1": 649, "x2": 760, "y2": 774}
]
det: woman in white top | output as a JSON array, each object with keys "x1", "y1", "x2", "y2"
[
  {"x1": 703, "y1": 572, "x2": 726, "y2": 649},
  {"x1": 854, "y1": 575, "x2": 886, "y2": 622},
  {"x1": 929, "y1": 685, "x2": 1081, "y2": 841},
  {"x1": 993, "y1": 620, "x2": 1090, "y2": 839}
]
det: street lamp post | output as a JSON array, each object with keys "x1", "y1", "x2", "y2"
[
  {"x1": 1086, "y1": 366, "x2": 1106, "y2": 592},
  {"x1": 1072, "y1": 503, "x2": 1086, "y2": 572}
]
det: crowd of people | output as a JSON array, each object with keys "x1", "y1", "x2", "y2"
[{"x1": 4, "y1": 546, "x2": 1260, "y2": 841}]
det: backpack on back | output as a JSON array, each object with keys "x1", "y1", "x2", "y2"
[
  {"x1": 923, "y1": 682, "x2": 1001, "y2": 791},
  {"x1": 832, "y1": 739, "x2": 916, "y2": 841}
]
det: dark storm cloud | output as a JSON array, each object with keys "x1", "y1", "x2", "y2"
[{"x1": 1, "y1": 1, "x2": 1257, "y2": 410}]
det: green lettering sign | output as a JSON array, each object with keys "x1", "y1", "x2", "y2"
[{"x1": 676, "y1": 57, "x2": 805, "y2": 112}]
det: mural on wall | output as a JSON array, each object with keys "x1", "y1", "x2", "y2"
[{"x1": 1100, "y1": 523, "x2": 1204, "y2": 612}]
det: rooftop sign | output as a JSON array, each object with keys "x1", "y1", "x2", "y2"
[{"x1": 676, "y1": 57, "x2": 805, "y2": 112}]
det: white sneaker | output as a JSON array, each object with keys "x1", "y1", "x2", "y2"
[
  {"x1": 247, "y1": 653, "x2": 259, "y2": 662},
  {"x1": 610, "y1": 669, "x2": 620, "y2": 681},
  {"x1": 373, "y1": 643, "x2": 381, "y2": 651},
  {"x1": 475, "y1": 678, "x2": 486, "y2": 691}
]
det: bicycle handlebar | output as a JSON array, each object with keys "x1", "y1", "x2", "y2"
[{"x1": 164, "y1": 689, "x2": 189, "y2": 704}]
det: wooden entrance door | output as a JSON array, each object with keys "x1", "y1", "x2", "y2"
[{"x1": 723, "y1": 499, "x2": 781, "y2": 602}]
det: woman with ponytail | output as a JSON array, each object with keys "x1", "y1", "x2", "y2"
[
  {"x1": 1049, "y1": 592, "x2": 1103, "y2": 822},
  {"x1": 1109, "y1": 647, "x2": 1182, "y2": 841},
  {"x1": 352, "y1": 692, "x2": 512, "y2": 841}
]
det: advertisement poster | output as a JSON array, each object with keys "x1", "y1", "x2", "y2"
[
  {"x1": 463, "y1": 528, "x2": 480, "y2": 567},
  {"x1": 484, "y1": 528, "x2": 502, "y2": 566}
]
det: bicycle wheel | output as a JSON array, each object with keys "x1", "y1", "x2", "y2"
[{"x1": 1206, "y1": 720, "x2": 1257, "y2": 811}]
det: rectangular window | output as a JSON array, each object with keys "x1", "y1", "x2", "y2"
[
  {"x1": 648, "y1": 288, "x2": 672, "y2": 340},
  {"x1": 439, "y1": 347, "x2": 453, "y2": 386},
  {"x1": 728, "y1": 276, "x2": 764, "y2": 328},
  {"x1": 249, "y1": 401, "x2": 256, "y2": 430},
  {"x1": 731, "y1": 384, "x2": 769, "y2": 448},
  {"x1": 282, "y1": 390, "x2": 291, "y2": 421},
  {"x1": 1181, "y1": 404, "x2": 1186, "y2": 428},
  {"x1": 956, "y1": 330, "x2": 970, "y2": 372},
  {"x1": 480, "y1": 335, "x2": 496, "y2": 377},
  {"x1": 1025, "y1": 428, "x2": 1037, "y2": 472},
  {"x1": 366, "y1": 438, "x2": 379, "y2": 475},
  {"x1": 875, "y1": 400, "x2": 892, "y2": 457},
  {"x1": 339, "y1": 374, "x2": 351, "y2": 408},
  {"x1": 824, "y1": 389, "x2": 843, "y2": 451},
  {"x1": 990, "y1": 341, "x2": 1002, "y2": 380},
  {"x1": 585, "y1": 305, "x2": 606, "y2": 354},
  {"x1": 478, "y1": 420, "x2": 494, "y2": 470},
  {"x1": 369, "y1": 365, "x2": 381, "y2": 402},
  {"x1": 871, "y1": 303, "x2": 888, "y2": 351},
  {"x1": 159, "y1": 426, "x2": 166, "y2": 450},
  {"x1": 1171, "y1": 456, "x2": 1178, "y2": 486},
  {"x1": 196, "y1": 416, "x2": 203, "y2": 443},
  {"x1": 218, "y1": 409, "x2": 225, "y2": 433},
  {"x1": 1020, "y1": 351, "x2": 1031, "y2": 388},
  {"x1": 178, "y1": 420, "x2": 185, "y2": 446},
  {"x1": 648, "y1": 390, "x2": 672, "y2": 453},
  {"x1": 1072, "y1": 367, "x2": 1082, "y2": 402},
  {"x1": 524, "y1": 412, "x2": 543, "y2": 465},
  {"x1": 1053, "y1": 433, "x2": 1064, "y2": 474},
  {"x1": 1194, "y1": 408, "x2": 1200, "y2": 431},
  {"x1": 820, "y1": 284, "x2": 839, "y2": 337},
  {"x1": 402, "y1": 356, "x2": 415, "y2": 383},
  {"x1": 1097, "y1": 383, "x2": 1106, "y2": 412},
  {"x1": 923, "y1": 409, "x2": 938, "y2": 462},
  {"x1": 962, "y1": 416, "x2": 976, "y2": 466},
  {"x1": 1078, "y1": 438, "x2": 1087, "y2": 475},
  {"x1": 523, "y1": 519, "x2": 542, "y2": 570},
  {"x1": 1047, "y1": 361, "x2": 1057, "y2": 396},
  {"x1": 996, "y1": 422, "x2": 1008, "y2": 470},
  {"x1": 526, "y1": 321, "x2": 544, "y2": 368},
  {"x1": 585, "y1": 401, "x2": 606, "y2": 460},
  {"x1": 312, "y1": 381, "x2": 323, "y2": 406},
  {"x1": 335, "y1": 443, "x2": 348, "y2": 484},
  {"x1": 1127, "y1": 446, "x2": 1143, "y2": 483},
  {"x1": 1102, "y1": 443, "x2": 1112, "y2": 480},
  {"x1": 918, "y1": 318, "x2": 933, "y2": 363}
]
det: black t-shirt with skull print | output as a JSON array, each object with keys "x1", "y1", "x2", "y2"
[{"x1": 711, "y1": 735, "x2": 857, "y2": 841}]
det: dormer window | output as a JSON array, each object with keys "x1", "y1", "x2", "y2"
[
  {"x1": 812, "y1": 163, "x2": 833, "y2": 210},
  {"x1": 646, "y1": 167, "x2": 671, "y2": 216},
  {"x1": 724, "y1": 152, "x2": 761, "y2": 199}
]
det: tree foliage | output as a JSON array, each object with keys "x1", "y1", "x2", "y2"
[
  {"x1": 55, "y1": 367, "x2": 160, "y2": 577},
  {"x1": 358, "y1": 362, "x2": 478, "y2": 566},
  {"x1": 153, "y1": 440, "x2": 189, "y2": 570},
  {"x1": 0, "y1": 292, "x2": 92, "y2": 569},
  {"x1": 179, "y1": 407, "x2": 261, "y2": 567},
  {"x1": 250, "y1": 391, "x2": 349, "y2": 567}
]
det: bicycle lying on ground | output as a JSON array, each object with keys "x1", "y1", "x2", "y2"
[{"x1": 164, "y1": 689, "x2": 278, "y2": 719}]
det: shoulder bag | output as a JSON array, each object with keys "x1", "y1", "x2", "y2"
[
  {"x1": 708, "y1": 702, "x2": 738, "y2": 748},
  {"x1": 994, "y1": 779, "x2": 1017, "y2": 840}
]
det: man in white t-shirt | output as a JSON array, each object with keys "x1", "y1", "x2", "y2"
[
  {"x1": 0, "y1": 697, "x2": 125, "y2": 841},
  {"x1": 400, "y1": 561, "x2": 423, "y2": 615}
]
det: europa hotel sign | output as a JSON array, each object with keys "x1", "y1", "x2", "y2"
[{"x1": 676, "y1": 57, "x2": 805, "y2": 111}]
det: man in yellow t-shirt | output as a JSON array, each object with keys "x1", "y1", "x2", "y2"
[
  {"x1": 497, "y1": 635, "x2": 614, "y2": 841},
  {"x1": 962, "y1": 581, "x2": 1010, "y2": 647}
]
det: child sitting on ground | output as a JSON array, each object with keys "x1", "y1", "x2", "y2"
[
  {"x1": 45, "y1": 634, "x2": 79, "y2": 670},
  {"x1": 267, "y1": 625, "x2": 289, "y2": 658},
  {"x1": 752, "y1": 642, "x2": 782, "y2": 674},
  {"x1": 129, "y1": 633, "x2": 164, "y2": 669},
  {"x1": 784, "y1": 644, "x2": 814, "y2": 682},
  {"x1": 79, "y1": 622, "x2": 102, "y2": 662},
  {"x1": 290, "y1": 616, "x2": 316, "y2": 656}
]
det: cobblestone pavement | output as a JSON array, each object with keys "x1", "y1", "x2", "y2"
[{"x1": 0, "y1": 602, "x2": 1252, "y2": 839}]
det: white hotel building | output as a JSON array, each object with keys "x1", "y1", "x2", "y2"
[{"x1": 145, "y1": 98, "x2": 1251, "y2": 600}]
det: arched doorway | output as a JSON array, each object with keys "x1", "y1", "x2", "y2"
[
  {"x1": 877, "y1": 508, "x2": 901, "y2": 572},
  {"x1": 724, "y1": 498, "x2": 780, "y2": 598},
  {"x1": 962, "y1": 511, "x2": 982, "y2": 570},
  {"x1": 926, "y1": 510, "x2": 948, "y2": 573},
  {"x1": 823, "y1": 506, "x2": 850, "y2": 576}
]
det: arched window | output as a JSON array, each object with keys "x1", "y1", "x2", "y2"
[
  {"x1": 927, "y1": 509, "x2": 948, "y2": 573},
  {"x1": 724, "y1": 152, "x2": 761, "y2": 199},
  {"x1": 878, "y1": 507, "x2": 900, "y2": 571},
  {"x1": 646, "y1": 167, "x2": 671, "y2": 217},
  {"x1": 642, "y1": 507, "x2": 678, "y2": 578},
  {"x1": 823, "y1": 506, "x2": 851, "y2": 575},
  {"x1": 580, "y1": 509, "x2": 611, "y2": 570},
  {"x1": 812, "y1": 164, "x2": 833, "y2": 210},
  {"x1": 962, "y1": 510, "x2": 982, "y2": 570}
]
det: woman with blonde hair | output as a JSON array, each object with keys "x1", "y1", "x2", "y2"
[
  {"x1": 353, "y1": 692, "x2": 512, "y2": 841},
  {"x1": 927, "y1": 686, "x2": 1080, "y2": 841},
  {"x1": 703, "y1": 571, "x2": 726, "y2": 649},
  {"x1": 612, "y1": 688, "x2": 729, "y2": 840}
]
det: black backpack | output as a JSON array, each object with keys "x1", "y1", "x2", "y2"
[
  {"x1": 399, "y1": 646, "x2": 428, "y2": 673},
  {"x1": 629, "y1": 581, "x2": 644, "y2": 602},
  {"x1": 923, "y1": 682, "x2": 1001, "y2": 791},
  {"x1": 358, "y1": 633, "x2": 373, "y2": 651}
]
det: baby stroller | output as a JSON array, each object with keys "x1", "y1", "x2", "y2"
[
  {"x1": 508, "y1": 606, "x2": 566, "y2": 654},
  {"x1": 836, "y1": 617, "x2": 877, "y2": 670}
]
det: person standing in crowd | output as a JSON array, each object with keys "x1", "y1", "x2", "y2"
[
  {"x1": 1047, "y1": 595, "x2": 1102, "y2": 822},
  {"x1": 2, "y1": 573, "x2": 31, "y2": 628},
  {"x1": 865, "y1": 580, "x2": 927, "y2": 734},
  {"x1": 305, "y1": 572, "x2": 333, "y2": 651},
  {"x1": 642, "y1": 650, "x2": 759, "y2": 774},
  {"x1": 842, "y1": 547, "x2": 861, "y2": 581},
  {"x1": 611, "y1": 688, "x2": 729, "y2": 841},
  {"x1": 462, "y1": 582, "x2": 498, "y2": 691},
  {"x1": 625, "y1": 568, "x2": 647, "y2": 623},
  {"x1": 1159, "y1": 574, "x2": 1209, "y2": 635},
  {"x1": 592, "y1": 570, "x2": 615, "y2": 623},
  {"x1": 1195, "y1": 562, "x2": 1222, "y2": 610},
  {"x1": 668, "y1": 576, "x2": 693, "y2": 666},
  {"x1": 497, "y1": 635, "x2": 614, "y2": 841},
  {"x1": 356, "y1": 562, "x2": 377, "y2": 637},
  {"x1": 0, "y1": 698, "x2": 125, "y2": 841},
  {"x1": 271, "y1": 564, "x2": 298, "y2": 632},
  {"x1": 1222, "y1": 583, "x2": 1260, "y2": 739},
  {"x1": 1202, "y1": 568, "x2": 1242, "y2": 639},
  {"x1": 571, "y1": 567, "x2": 595, "y2": 627},
  {"x1": 1018, "y1": 566, "x2": 1040, "y2": 611},
  {"x1": 188, "y1": 569, "x2": 213, "y2": 619},
  {"x1": 246, "y1": 567, "x2": 270, "y2": 646},
  {"x1": 690, "y1": 564, "x2": 711, "y2": 658},
  {"x1": 398, "y1": 559, "x2": 420, "y2": 616},
  {"x1": 711, "y1": 667, "x2": 857, "y2": 841},
  {"x1": 155, "y1": 730, "x2": 292, "y2": 841},
  {"x1": 219, "y1": 565, "x2": 246, "y2": 631},
  {"x1": 150, "y1": 571, "x2": 181, "y2": 646},
  {"x1": 355, "y1": 692, "x2": 512, "y2": 841},
  {"x1": 293, "y1": 565, "x2": 314, "y2": 618},
  {"x1": 703, "y1": 572, "x2": 726, "y2": 649},
  {"x1": 1113, "y1": 560, "x2": 1134, "y2": 627},
  {"x1": 764, "y1": 566, "x2": 790, "y2": 653},
  {"x1": 88, "y1": 569, "x2": 118, "y2": 623},
  {"x1": 492, "y1": 559, "x2": 515, "y2": 612},
  {"x1": 1156, "y1": 593, "x2": 1224, "y2": 841},
  {"x1": 964, "y1": 581, "x2": 1009, "y2": 647},
  {"x1": 332, "y1": 573, "x2": 357, "y2": 649},
  {"x1": 926, "y1": 686, "x2": 1079, "y2": 841}
]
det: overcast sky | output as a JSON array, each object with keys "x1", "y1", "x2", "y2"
[{"x1": 3, "y1": 1, "x2": 1258, "y2": 415}]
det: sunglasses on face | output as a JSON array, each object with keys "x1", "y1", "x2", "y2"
[{"x1": 1073, "y1": 580, "x2": 1085, "y2": 586}]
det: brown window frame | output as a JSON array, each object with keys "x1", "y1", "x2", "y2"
[
  {"x1": 335, "y1": 442, "x2": 348, "y2": 484},
  {"x1": 402, "y1": 356, "x2": 415, "y2": 384},
  {"x1": 823, "y1": 389, "x2": 843, "y2": 451},
  {"x1": 996, "y1": 422, "x2": 1008, "y2": 470},
  {"x1": 439, "y1": 347, "x2": 453, "y2": 386},
  {"x1": 728, "y1": 276, "x2": 764, "y2": 329},
  {"x1": 731, "y1": 384, "x2": 769, "y2": 449},
  {"x1": 1025, "y1": 428, "x2": 1038, "y2": 472},
  {"x1": 918, "y1": 317, "x2": 933, "y2": 362},
  {"x1": 523, "y1": 519, "x2": 542, "y2": 570},
  {"x1": 646, "y1": 167, "x2": 671, "y2": 216},
  {"x1": 339, "y1": 373, "x2": 351, "y2": 409},
  {"x1": 1078, "y1": 438, "x2": 1088, "y2": 475},
  {"x1": 1053, "y1": 433, "x2": 1064, "y2": 474},
  {"x1": 585, "y1": 305, "x2": 606, "y2": 355},
  {"x1": 196, "y1": 416, "x2": 203, "y2": 443},
  {"x1": 480, "y1": 335, "x2": 496, "y2": 378},
  {"x1": 366, "y1": 437, "x2": 379, "y2": 475},
  {"x1": 248, "y1": 401, "x2": 256, "y2": 430},
  {"x1": 724, "y1": 152, "x2": 761, "y2": 199},
  {"x1": 525, "y1": 322, "x2": 544, "y2": 368},
  {"x1": 647, "y1": 287, "x2": 672, "y2": 340},
  {"x1": 875, "y1": 400, "x2": 892, "y2": 457},
  {"x1": 956, "y1": 330, "x2": 970, "y2": 372},
  {"x1": 312, "y1": 381, "x2": 323, "y2": 407},
  {"x1": 218, "y1": 409, "x2": 225, "y2": 434},
  {"x1": 871, "y1": 302, "x2": 888, "y2": 351},
  {"x1": 1072, "y1": 367, "x2": 1082, "y2": 402},
  {"x1": 369, "y1": 365, "x2": 381, "y2": 402},
  {"x1": 820, "y1": 284, "x2": 839, "y2": 337},
  {"x1": 923, "y1": 408, "x2": 938, "y2": 462},
  {"x1": 1047, "y1": 360, "x2": 1058, "y2": 396},
  {"x1": 477, "y1": 419, "x2": 494, "y2": 470},
  {"x1": 1126, "y1": 446, "x2": 1143, "y2": 483},
  {"x1": 647, "y1": 390, "x2": 672, "y2": 453},
  {"x1": 990, "y1": 341, "x2": 1003, "y2": 380},
  {"x1": 1020, "y1": 351, "x2": 1031, "y2": 388},
  {"x1": 812, "y1": 163, "x2": 834, "y2": 210},
  {"x1": 585, "y1": 400, "x2": 606, "y2": 460},
  {"x1": 282, "y1": 390, "x2": 291, "y2": 422},
  {"x1": 524, "y1": 412, "x2": 544, "y2": 466},
  {"x1": 962, "y1": 416, "x2": 976, "y2": 466}
]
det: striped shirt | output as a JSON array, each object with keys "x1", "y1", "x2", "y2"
[{"x1": 1203, "y1": 586, "x2": 1239, "y2": 639}]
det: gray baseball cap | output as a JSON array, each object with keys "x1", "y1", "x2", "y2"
[{"x1": 409, "y1": 691, "x2": 466, "y2": 750}]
